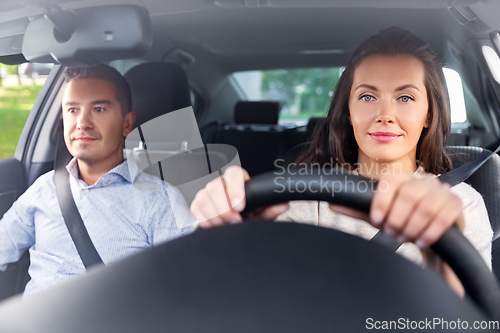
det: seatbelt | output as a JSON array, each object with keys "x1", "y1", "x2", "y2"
[
  {"x1": 371, "y1": 144, "x2": 500, "y2": 252},
  {"x1": 54, "y1": 137, "x2": 104, "y2": 270}
]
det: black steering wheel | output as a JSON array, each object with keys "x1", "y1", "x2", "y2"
[
  {"x1": 0, "y1": 171, "x2": 499, "y2": 333},
  {"x1": 242, "y1": 170, "x2": 500, "y2": 321}
]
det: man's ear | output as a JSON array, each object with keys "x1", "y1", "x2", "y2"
[{"x1": 123, "y1": 111, "x2": 136, "y2": 137}]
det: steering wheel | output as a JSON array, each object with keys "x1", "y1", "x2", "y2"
[
  {"x1": 242, "y1": 170, "x2": 500, "y2": 321},
  {"x1": 0, "y1": 171, "x2": 499, "y2": 333}
]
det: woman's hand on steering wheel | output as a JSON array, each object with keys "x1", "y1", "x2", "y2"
[
  {"x1": 191, "y1": 167, "x2": 465, "y2": 250},
  {"x1": 190, "y1": 166, "x2": 289, "y2": 228},
  {"x1": 329, "y1": 173, "x2": 465, "y2": 249}
]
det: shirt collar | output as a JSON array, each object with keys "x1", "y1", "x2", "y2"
[{"x1": 65, "y1": 149, "x2": 141, "y2": 184}]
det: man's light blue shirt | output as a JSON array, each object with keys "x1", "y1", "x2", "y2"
[{"x1": 0, "y1": 150, "x2": 193, "y2": 295}]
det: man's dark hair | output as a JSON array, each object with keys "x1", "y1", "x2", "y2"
[{"x1": 64, "y1": 64, "x2": 132, "y2": 115}]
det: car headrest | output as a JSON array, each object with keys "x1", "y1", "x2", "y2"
[
  {"x1": 234, "y1": 101, "x2": 281, "y2": 125},
  {"x1": 306, "y1": 117, "x2": 325, "y2": 138},
  {"x1": 124, "y1": 62, "x2": 191, "y2": 128}
]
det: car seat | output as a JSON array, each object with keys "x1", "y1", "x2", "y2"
[
  {"x1": 124, "y1": 62, "x2": 237, "y2": 211},
  {"x1": 446, "y1": 146, "x2": 500, "y2": 281},
  {"x1": 210, "y1": 101, "x2": 287, "y2": 176},
  {"x1": 125, "y1": 62, "x2": 192, "y2": 130}
]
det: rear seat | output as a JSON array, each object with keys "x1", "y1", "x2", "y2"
[
  {"x1": 234, "y1": 101, "x2": 280, "y2": 124},
  {"x1": 284, "y1": 117, "x2": 325, "y2": 165},
  {"x1": 209, "y1": 101, "x2": 287, "y2": 176}
]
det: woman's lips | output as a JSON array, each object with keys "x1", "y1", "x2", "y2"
[{"x1": 369, "y1": 132, "x2": 401, "y2": 142}]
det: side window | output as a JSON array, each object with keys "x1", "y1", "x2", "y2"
[
  {"x1": 443, "y1": 67, "x2": 467, "y2": 123},
  {"x1": 443, "y1": 66, "x2": 499, "y2": 147},
  {"x1": 0, "y1": 63, "x2": 53, "y2": 160},
  {"x1": 233, "y1": 68, "x2": 342, "y2": 126}
]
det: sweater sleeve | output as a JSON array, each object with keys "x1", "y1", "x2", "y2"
[
  {"x1": 453, "y1": 182, "x2": 492, "y2": 268},
  {"x1": 422, "y1": 182, "x2": 492, "y2": 271}
]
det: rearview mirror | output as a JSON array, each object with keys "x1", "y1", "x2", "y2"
[{"x1": 22, "y1": 5, "x2": 152, "y2": 66}]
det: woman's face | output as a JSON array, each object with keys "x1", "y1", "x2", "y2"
[{"x1": 348, "y1": 54, "x2": 429, "y2": 171}]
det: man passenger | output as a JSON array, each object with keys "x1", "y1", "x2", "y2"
[{"x1": 0, "y1": 64, "x2": 192, "y2": 294}]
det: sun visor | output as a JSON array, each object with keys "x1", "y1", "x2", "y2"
[{"x1": 22, "y1": 5, "x2": 152, "y2": 67}]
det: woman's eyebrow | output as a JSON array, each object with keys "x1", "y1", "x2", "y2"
[
  {"x1": 395, "y1": 84, "x2": 420, "y2": 92},
  {"x1": 354, "y1": 84, "x2": 377, "y2": 91},
  {"x1": 354, "y1": 84, "x2": 420, "y2": 92}
]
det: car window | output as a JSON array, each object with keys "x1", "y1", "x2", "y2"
[
  {"x1": 0, "y1": 63, "x2": 50, "y2": 160},
  {"x1": 443, "y1": 67, "x2": 467, "y2": 124},
  {"x1": 233, "y1": 68, "x2": 342, "y2": 126}
]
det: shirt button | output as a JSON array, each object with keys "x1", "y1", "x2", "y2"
[
  {"x1": 84, "y1": 188, "x2": 89, "y2": 192},
  {"x1": 68, "y1": 258, "x2": 73, "y2": 262},
  {"x1": 57, "y1": 275, "x2": 63, "y2": 280}
]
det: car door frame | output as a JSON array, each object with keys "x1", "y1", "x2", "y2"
[{"x1": 0, "y1": 64, "x2": 64, "y2": 299}]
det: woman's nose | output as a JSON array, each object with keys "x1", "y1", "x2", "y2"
[{"x1": 375, "y1": 99, "x2": 395, "y2": 124}]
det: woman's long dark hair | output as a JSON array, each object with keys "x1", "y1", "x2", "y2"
[{"x1": 296, "y1": 27, "x2": 452, "y2": 175}]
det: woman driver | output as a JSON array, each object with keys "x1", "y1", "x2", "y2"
[{"x1": 190, "y1": 27, "x2": 492, "y2": 295}]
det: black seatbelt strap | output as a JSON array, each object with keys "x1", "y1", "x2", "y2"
[
  {"x1": 372, "y1": 144, "x2": 500, "y2": 252},
  {"x1": 437, "y1": 145, "x2": 500, "y2": 186},
  {"x1": 54, "y1": 137, "x2": 104, "y2": 270}
]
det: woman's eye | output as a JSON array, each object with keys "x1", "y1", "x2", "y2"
[
  {"x1": 398, "y1": 95, "x2": 413, "y2": 103},
  {"x1": 361, "y1": 95, "x2": 374, "y2": 102}
]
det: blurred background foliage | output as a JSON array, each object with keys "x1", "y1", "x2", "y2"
[{"x1": 0, "y1": 64, "x2": 42, "y2": 159}]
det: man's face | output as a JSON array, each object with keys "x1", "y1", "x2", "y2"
[{"x1": 62, "y1": 78, "x2": 135, "y2": 166}]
